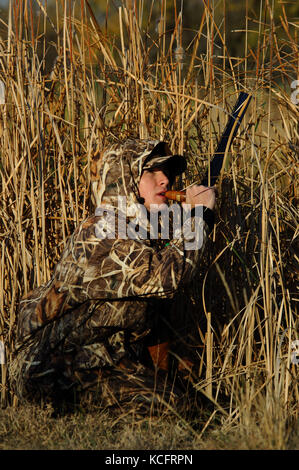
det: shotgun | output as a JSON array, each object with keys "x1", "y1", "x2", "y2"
[{"x1": 165, "y1": 92, "x2": 252, "y2": 202}]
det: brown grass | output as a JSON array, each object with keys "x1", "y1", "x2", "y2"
[
  {"x1": 0, "y1": 0, "x2": 298, "y2": 449},
  {"x1": 0, "y1": 403, "x2": 298, "y2": 450}
]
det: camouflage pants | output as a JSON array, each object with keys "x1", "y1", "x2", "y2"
[
  {"x1": 74, "y1": 359, "x2": 187, "y2": 416},
  {"x1": 10, "y1": 349, "x2": 185, "y2": 415},
  {"x1": 9, "y1": 296, "x2": 196, "y2": 415},
  {"x1": 9, "y1": 323, "x2": 186, "y2": 416}
]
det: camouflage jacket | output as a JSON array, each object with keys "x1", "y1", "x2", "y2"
[{"x1": 11, "y1": 139, "x2": 214, "y2": 402}]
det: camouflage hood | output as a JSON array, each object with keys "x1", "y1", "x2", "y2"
[{"x1": 90, "y1": 139, "x2": 186, "y2": 212}]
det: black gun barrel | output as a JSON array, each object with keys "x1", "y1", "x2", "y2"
[{"x1": 201, "y1": 92, "x2": 252, "y2": 187}]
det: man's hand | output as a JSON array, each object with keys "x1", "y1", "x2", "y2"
[{"x1": 183, "y1": 185, "x2": 216, "y2": 210}]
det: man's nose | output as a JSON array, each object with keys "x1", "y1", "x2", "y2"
[{"x1": 158, "y1": 171, "x2": 169, "y2": 187}]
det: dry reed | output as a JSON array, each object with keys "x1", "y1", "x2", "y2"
[{"x1": 0, "y1": 0, "x2": 298, "y2": 449}]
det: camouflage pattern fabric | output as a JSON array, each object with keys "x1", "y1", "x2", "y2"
[{"x1": 9, "y1": 139, "x2": 212, "y2": 414}]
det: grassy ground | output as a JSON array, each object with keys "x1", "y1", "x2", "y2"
[{"x1": 0, "y1": 403, "x2": 298, "y2": 450}]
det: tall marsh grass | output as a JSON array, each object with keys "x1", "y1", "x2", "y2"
[{"x1": 0, "y1": 0, "x2": 298, "y2": 449}]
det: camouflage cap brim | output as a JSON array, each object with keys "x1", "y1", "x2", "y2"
[
  {"x1": 142, "y1": 154, "x2": 187, "y2": 177},
  {"x1": 142, "y1": 142, "x2": 187, "y2": 177}
]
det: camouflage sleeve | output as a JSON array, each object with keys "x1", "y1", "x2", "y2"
[{"x1": 80, "y1": 210, "x2": 212, "y2": 300}]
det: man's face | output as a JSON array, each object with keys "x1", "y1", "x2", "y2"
[{"x1": 138, "y1": 167, "x2": 170, "y2": 210}]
